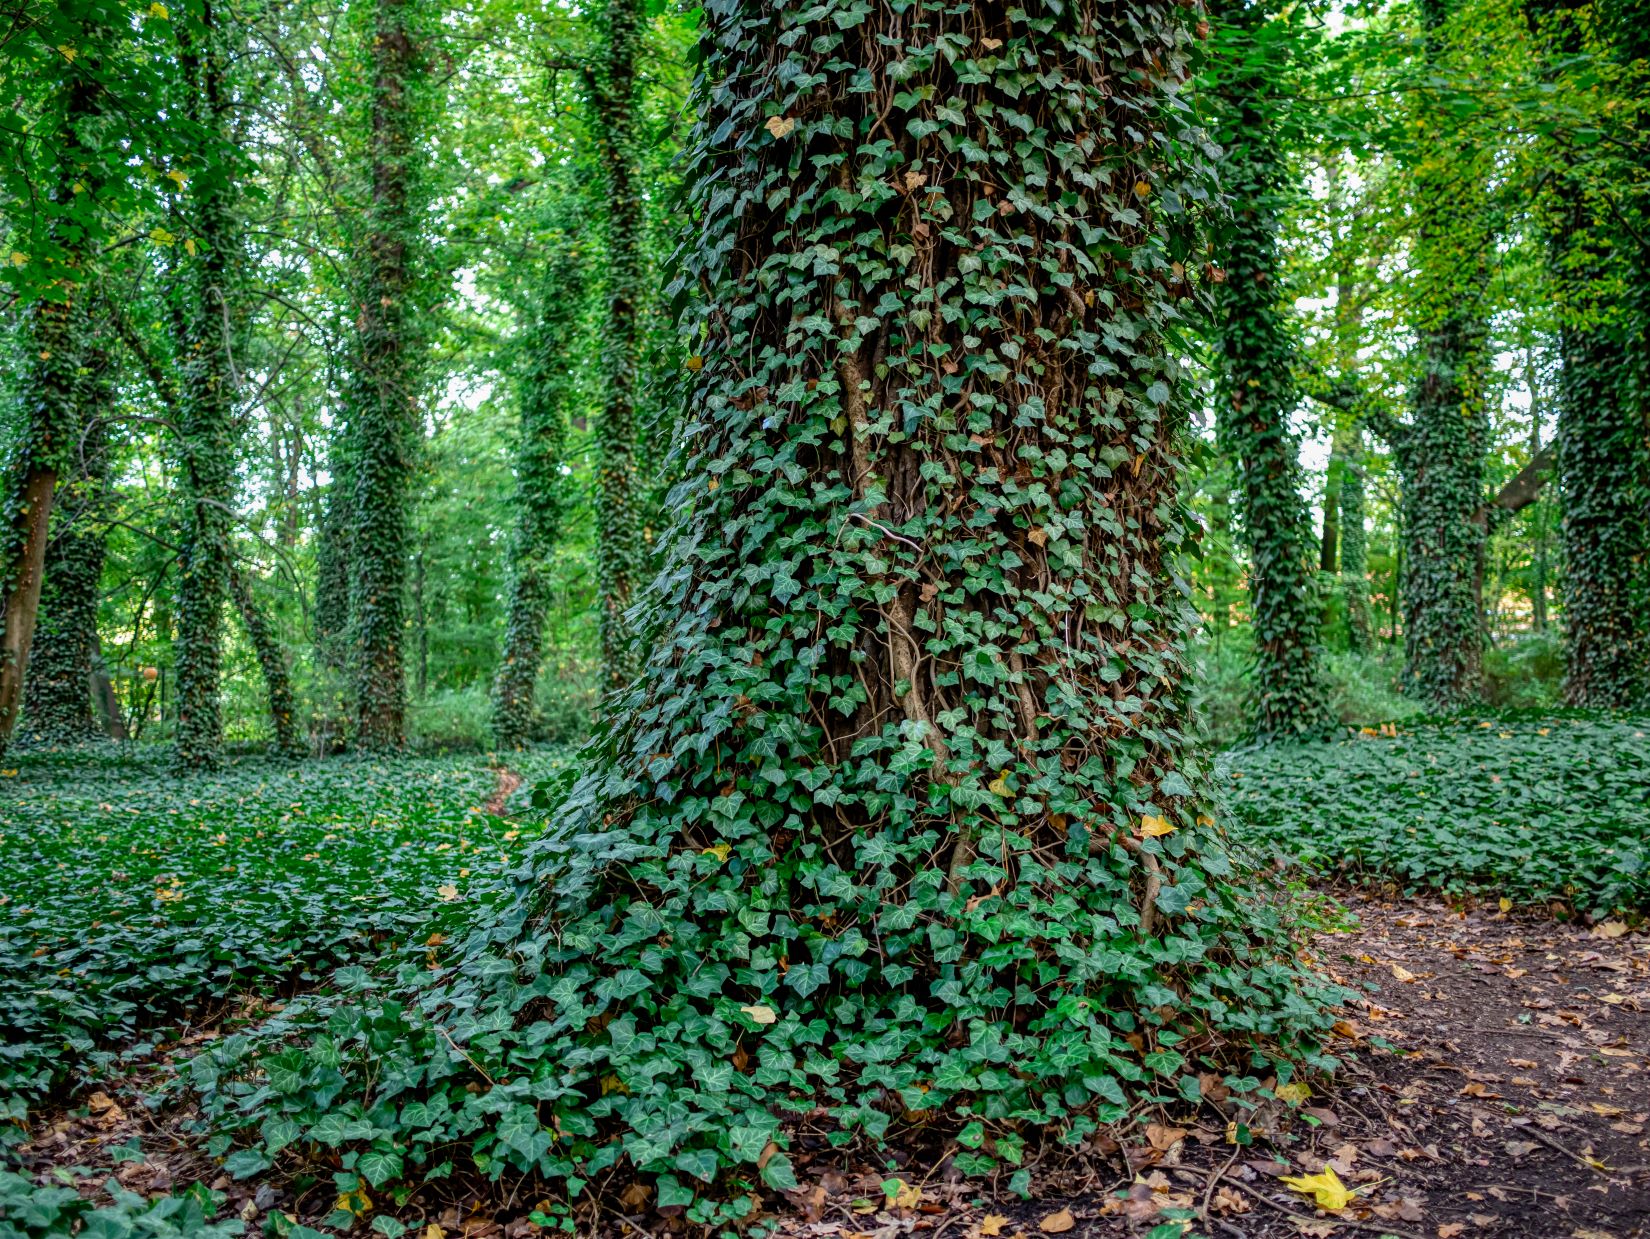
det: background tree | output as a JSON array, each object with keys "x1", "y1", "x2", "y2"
[
  {"x1": 492, "y1": 234, "x2": 583, "y2": 749},
  {"x1": 346, "y1": 0, "x2": 434, "y2": 749},
  {"x1": 1208, "y1": 0, "x2": 1330, "y2": 741}
]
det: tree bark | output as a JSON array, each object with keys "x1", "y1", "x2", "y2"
[{"x1": 229, "y1": 568, "x2": 305, "y2": 757}]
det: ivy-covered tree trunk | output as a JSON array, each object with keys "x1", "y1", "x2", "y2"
[
  {"x1": 1340, "y1": 434, "x2": 1374, "y2": 651},
  {"x1": 1527, "y1": 0, "x2": 1650, "y2": 706},
  {"x1": 172, "y1": 1, "x2": 241, "y2": 770},
  {"x1": 589, "y1": 0, "x2": 646, "y2": 696},
  {"x1": 229, "y1": 568, "x2": 306, "y2": 757},
  {"x1": 1552, "y1": 209, "x2": 1649, "y2": 706},
  {"x1": 21, "y1": 350, "x2": 114, "y2": 745},
  {"x1": 1395, "y1": 0, "x2": 1491, "y2": 711},
  {"x1": 348, "y1": 0, "x2": 426, "y2": 749},
  {"x1": 1210, "y1": 1, "x2": 1328, "y2": 741},
  {"x1": 470, "y1": 0, "x2": 1325, "y2": 1197},
  {"x1": 0, "y1": 67, "x2": 103, "y2": 757},
  {"x1": 491, "y1": 243, "x2": 581, "y2": 750}
]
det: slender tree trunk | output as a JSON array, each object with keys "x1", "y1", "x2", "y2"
[
  {"x1": 1340, "y1": 433, "x2": 1374, "y2": 652},
  {"x1": 173, "y1": 1, "x2": 241, "y2": 770},
  {"x1": 229, "y1": 568, "x2": 305, "y2": 757},
  {"x1": 91, "y1": 634, "x2": 127, "y2": 741},
  {"x1": 1396, "y1": 0, "x2": 1492, "y2": 710},
  {"x1": 492, "y1": 242, "x2": 581, "y2": 750},
  {"x1": 1526, "y1": 351, "x2": 1549, "y2": 633},
  {"x1": 1210, "y1": 0, "x2": 1328, "y2": 741},
  {"x1": 348, "y1": 0, "x2": 424, "y2": 749},
  {"x1": 22, "y1": 349, "x2": 114, "y2": 743},
  {"x1": 1319, "y1": 456, "x2": 1342, "y2": 575},
  {"x1": 589, "y1": 0, "x2": 645, "y2": 697}
]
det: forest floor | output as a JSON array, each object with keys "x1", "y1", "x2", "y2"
[{"x1": 3, "y1": 726, "x2": 1648, "y2": 1239}]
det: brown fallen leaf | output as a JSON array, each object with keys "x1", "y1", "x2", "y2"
[
  {"x1": 1438, "y1": 1225, "x2": 1466, "y2": 1239},
  {"x1": 978, "y1": 1215, "x2": 1010, "y2": 1237},
  {"x1": 1145, "y1": 1123, "x2": 1188, "y2": 1151},
  {"x1": 1392, "y1": 964, "x2": 1418, "y2": 982},
  {"x1": 1504, "y1": 1140, "x2": 1538, "y2": 1157},
  {"x1": 1038, "y1": 1209, "x2": 1075, "y2": 1234}
]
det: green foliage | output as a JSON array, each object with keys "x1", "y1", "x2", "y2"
[
  {"x1": 0, "y1": 747, "x2": 569, "y2": 1105},
  {"x1": 0, "y1": 1168, "x2": 244, "y2": 1239},
  {"x1": 1224, "y1": 714, "x2": 1650, "y2": 917}
]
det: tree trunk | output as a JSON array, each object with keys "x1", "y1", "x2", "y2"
[
  {"x1": 489, "y1": 0, "x2": 1324, "y2": 1186},
  {"x1": 91, "y1": 634, "x2": 127, "y2": 741},
  {"x1": 589, "y1": 0, "x2": 645, "y2": 697},
  {"x1": 229, "y1": 568, "x2": 305, "y2": 757},
  {"x1": 348, "y1": 0, "x2": 424, "y2": 749},
  {"x1": 1396, "y1": 0, "x2": 1492, "y2": 710},
  {"x1": 21, "y1": 350, "x2": 114, "y2": 744},
  {"x1": 173, "y1": 0, "x2": 242, "y2": 770},
  {"x1": 1340, "y1": 434, "x2": 1374, "y2": 652},
  {"x1": 491, "y1": 241, "x2": 581, "y2": 750},
  {"x1": 1209, "y1": 0, "x2": 1328, "y2": 741},
  {"x1": 0, "y1": 60, "x2": 103, "y2": 756}
]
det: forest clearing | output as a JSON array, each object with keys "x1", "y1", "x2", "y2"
[{"x1": 2, "y1": 0, "x2": 1648, "y2": 1236}]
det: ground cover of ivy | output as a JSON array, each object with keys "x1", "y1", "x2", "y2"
[
  {"x1": 0, "y1": 746, "x2": 569, "y2": 1117},
  {"x1": 1221, "y1": 712, "x2": 1650, "y2": 917}
]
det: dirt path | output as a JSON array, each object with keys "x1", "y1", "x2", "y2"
[{"x1": 778, "y1": 894, "x2": 1650, "y2": 1239}]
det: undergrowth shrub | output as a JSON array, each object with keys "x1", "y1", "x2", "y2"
[
  {"x1": 1195, "y1": 636, "x2": 1422, "y2": 747},
  {"x1": 1222, "y1": 713, "x2": 1650, "y2": 917}
]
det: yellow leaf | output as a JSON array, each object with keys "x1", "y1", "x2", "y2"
[
  {"x1": 889, "y1": 1179, "x2": 923, "y2": 1209},
  {"x1": 979, "y1": 1215, "x2": 1010, "y2": 1236},
  {"x1": 436, "y1": 884, "x2": 459, "y2": 901},
  {"x1": 1498, "y1": 897, "x2": 1512, "y2": 913},
  {"x1": 707, "y1": 477, "x2": 719, "y2": 492},
  {"x1": 1133, "y1": 179, "x2": 1151, "y2": 198},
  {"x1": 684, "y1": 354, "x2": 703, "y2": 371},
  {"x1": 1275, "y1": 1081, "x2": 1311, "y2": 1105},
  {"x1": 987, "y1": 769, "x2": 1011, "y2": 797},
  {"x1": 1038, "y1": 1208, "x2": 1075, "y2": 1233},
  {"x1": 702, "y1": 842, "x2": 731, "y2": 863},
  {"x1": 740, "y1": 1003, "x2": 777, "y2": 1025},
  {"x1": 1390, "y1": 963, "x2": 1416, "y2": 982},
  {"x1": 423, "y1": 1227, "x2": 446, "y2": 1239},
  {"x1": 980, "y1": 37, "x2": 1003, "y2": 50},
  {"x1": 1139, "y1": 814, "x2": 1174, "y2": 837},
  {"x1": 333, "y1": 1182, "x2": 371, "y2": 1216},
  {"x1": 1279, "y1": 1165, "x2": 1356, "y2": 1211},
  {"x1": 764, "y1": 115, "x2": 796, "y2": 139},
  {"x1": 184, "y1": 238, "x2": 197, "y2": 256},
  {"x1": 58, "y1": 44, "x2": 76, "y2": 61},
  {"x1": 149, "y1": 226, "x2": 175, "y2": 246},
  {"x1": 8, "y1": 252, "x2": 25, "y2": 267},
  {"x1": 149, "y1": 2, "x2": 170, "y2": 17}
]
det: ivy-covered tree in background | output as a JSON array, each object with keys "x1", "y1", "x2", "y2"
[
  {"x1": 1527, "y1": 0, "x2": 1650, "y2": 708},
  {"x1": 347, "y1": 0, "x2": 432, "y2": 749},
  {"x1": 492, "y1": 239, "x2": 583, "y2": 749},
  {"x1": 588, "y1": 0, "x2": 647, "y2": 697},
  {"x1": 1388, "y1": 0, "x2": 1494, "y2": 711},
  {"x1": 1208, "y1": 1, "x2": 1330, "y2": 741},
  {"x1": 171, "y1": 1, "x2": 243, "y2": 770},
  {"x1": 20, "y1": 345, "x2": 114, "y2": 744},
  {"x1": 0, "y1": 15, "x2": 111, "y2": 757}
]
